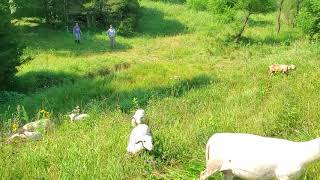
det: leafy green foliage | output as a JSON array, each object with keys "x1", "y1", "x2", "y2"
[
  {"x1": 282, "y1": 0, "x2": 301, "y2": 27},
  {"x1": 0, "y1": 0, "x2": 20, "y2": 90},
  {"x1": 188, "y1": 0, "x2": 277, "y2": 14},
  {"x1": 235, "y1": 0, "x2": 277, "y2": 14},
  {"x1": 298, "y1": 0, "x2": 320, "y2": 40},
  {"x1": 207, "y1": 0, "x2": 237, "y2": 13},
  {"x1": 11, "y1": 0, "x2": 140, "y2": 35}
]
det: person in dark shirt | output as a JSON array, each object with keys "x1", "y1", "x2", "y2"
[{"x1": 73, "y1": 23, "x2": 82, "y2": 44}]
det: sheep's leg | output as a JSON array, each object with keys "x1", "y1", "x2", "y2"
[
  {"x1": 269, "y1": 71, "x2": 274, "y2": 76},
  {"x1": 200, "y1": 169, "x2": 218, "y2": 180},
  {"x1": 268, "y1": 70, "x2": 272, "y2": 75},
  {"x1": 277, "y1": 176, "x2": 290, "y2": 180},
  {"x1": 223, "y1": 170, "x2": 234, "y2": 180}
]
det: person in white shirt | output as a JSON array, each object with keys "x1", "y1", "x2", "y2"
[{"x1": 106, "y1": 25, "x2": 116, "y2": 48}]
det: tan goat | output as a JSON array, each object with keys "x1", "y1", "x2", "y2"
[{"x1": 269, "y1": 64, "x2": 296, "y2": 75}]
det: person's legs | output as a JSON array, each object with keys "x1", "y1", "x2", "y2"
[
  {"x1": 109, "y1": 37, "x2": 115, "y2": 48},
  {"x1": 112, "y1": 37, "x2": 116, "y2": 47},
  {"x1": 75, "y1": 33, "x2": 81, "y2": 44}
]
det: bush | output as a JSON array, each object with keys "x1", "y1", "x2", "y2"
[
  {"x1": 207, "y1": 0, "x2": 237, "y2": 13},
  {"x1": 0, "y1": 1, "x2": 20, "y2": 90},
  {"x1": 298, "y1": 0, "x2": 320, "y2": 40},
  {"x1": 114, "y1": 0, "x2": 140, "y2": 36}
]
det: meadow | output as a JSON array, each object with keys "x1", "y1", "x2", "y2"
[{"x1": 0, "y1": 0, "x2": 320, "y2": 179}]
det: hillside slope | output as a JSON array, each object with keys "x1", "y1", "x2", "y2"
[{"x1": 1, "y1": 0, "x2": 320, "y2": 179}]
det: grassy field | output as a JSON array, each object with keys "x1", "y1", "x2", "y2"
[{"x1": 1, "y1": 0, "x2": 320, "y2": 179}]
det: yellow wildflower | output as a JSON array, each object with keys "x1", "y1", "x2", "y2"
[{"x1": 12, "y1": 121, "x2": 18, "y2": 133}]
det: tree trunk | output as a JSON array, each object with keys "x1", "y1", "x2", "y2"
[
  {"x1": 293, "y1": 0, "x2": 302, "y2": 28},
  {"x1": 91, "y1": 14, "x2": 96, "y2": 28},
  {"x1": 86, "y1": 14, "x2": 91, "y2": 28},
  {"x1": 64, "y1": 0, "x2": 68, "y2": 26},
  {"x1": 43, "y1": 0, "x2": 50, "y2": 25},
  {"x1": 235, "y1": 12, "x2": 251, "y2": 43},
  {"x1": 277, "y1": 0, "x2": 285, "y2": 33}
]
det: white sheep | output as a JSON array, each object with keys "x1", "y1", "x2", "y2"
[
  {"x1": 127, "y1": 124, "x2": 153, "y2": 154},
  {"x1": 69, "y1": 113, "x2": 89, "y2": 121},
  {"x1": 69, "y1": 106, "x2": 89, "y2": 121},
  {"x1": 8, "y1": 131, "x2": 42, "y2": 142},
  {"x1": 22, "y1": 119, "x2": 52, "y2": 132},
  {"x1": 131, "y1": 109, "x2": 145, "y2": 127},
  {"x1": 200, "y1": 133, "x2": 320, "y2": 180}
]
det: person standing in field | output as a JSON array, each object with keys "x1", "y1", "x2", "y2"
[
  {"x1": 73, "y1": 23, "x2": 82, "y2": 44},
  {"x1": 106, "y1": 25, "x2": 116, "y2": 48}
]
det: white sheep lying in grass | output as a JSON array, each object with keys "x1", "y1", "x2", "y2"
[
  {"x1": 69, "y1": 113, "x2": 89, "y2": 121},
  {"x1": 200, "y1": 133, "x2": 320, "y2": 180},
  {"x1": 22, "y1": 119, "x2": 52, "y2": 132},
  {"x1": 127, "y1": 124, "x2": 153, "y2": 154},
  {"x1": 8, "y1": 131, "x2": 43, "y2": 142},
  {"x1": 131, "y1": 109, "x2": 145, "y2": 127},
  {"x1": 8, "y1": 119, "x2": 53, "y2": 142},
  {"x1": 69, "y1": 106, "x2": 89, "y2": 121}
]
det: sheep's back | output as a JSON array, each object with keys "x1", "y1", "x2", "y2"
[{"x1": 208, "y1": 133, "x2": 297, "y2": 163}]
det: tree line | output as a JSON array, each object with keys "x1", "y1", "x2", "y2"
[
  {"x1": 10, "y1": 0, "x2": 139, "y2": 35},
  {"x1": 0, "y1": 0, "x2": 319, "y2": 91},
  {"x1": 0, "y1": 0, "x2": 140, "y2": 91},
  {"x1": 187, "y1": 0, "x2": 320, "y2": 41}
]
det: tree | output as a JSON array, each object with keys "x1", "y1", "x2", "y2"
[
  {"x1": 234, "y1": 0, "x2": 277, "y2": 42},
  {"x1": 207, "y1": 0, "x2": 237, "y2": 13},
  {"x1": 282, "y1": 0, "x2": 302, "y2": 28},
  {"x1": 276, "y1": 0, "x2": 285, "y2": 33},
  {"x1": 298, "y1": 0, "x2": 320, "y2": 40},
  {"x1": 82, "y1": 0, "x2": 139, "y2": 35},
  {"x1": 0, "y1": 0, "x2": 20, "y2": 90}
]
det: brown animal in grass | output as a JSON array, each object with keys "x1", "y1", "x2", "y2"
[{"x1": 268, "y1": 64, "x2": 296, "y2": 75}]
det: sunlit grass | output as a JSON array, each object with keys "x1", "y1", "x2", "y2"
[{"x1": 1, "y1": 0, "x2": 320, "y2": 179}]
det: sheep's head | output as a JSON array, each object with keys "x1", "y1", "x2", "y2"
[
  {"x1": 138, "y1": 135, "x2": 153, "y2": 151},
  {"x1": 71, "y1": 106, "x2": 81, "y2": 114},
  {"x1": 69, "y1": 113, "x2": 77, "y2": 121},
  {"x1": 288, "y1": 64, "x2": 296, "y2": 70},
  {"x1": 132, "y1": 109, "x2": 145, "y2": 126},
  {"x1": 25, "y1": 124, "x2": 34, "y2": 131}
]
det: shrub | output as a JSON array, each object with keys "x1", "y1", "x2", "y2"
[
  {"x1": 207, "y1": 0, "x2": 237, "y2": 13},
  {"x1": 117, "y1": 15, "x2": 137, "y2": 36},
  {"x1": 105, "y1": 0, "x2": 140, "y2": 36},
  {"x1": 298, "y1": 0, "x2": 320, "y2": 40}
]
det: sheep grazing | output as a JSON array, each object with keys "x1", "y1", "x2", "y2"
[
  {"x1": 127, "y1": 124, "x2": 153, "y2": 154},
  {"x1": 131, "y1": 109, "x2": 145, "y2": 127},
  {"x1": 69, "y1": 106, "x2": 89, "y2": 121},
  {"x1": 269, "y1": 64, "x2": 296, "y2": 75},
  {"x1": 200, "y1": 133, "x2": 320, "y2": 180}
]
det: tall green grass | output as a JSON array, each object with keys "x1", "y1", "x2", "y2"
[{"x1": 1, "y1": 0, "x2": 320, "y2": 179}]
